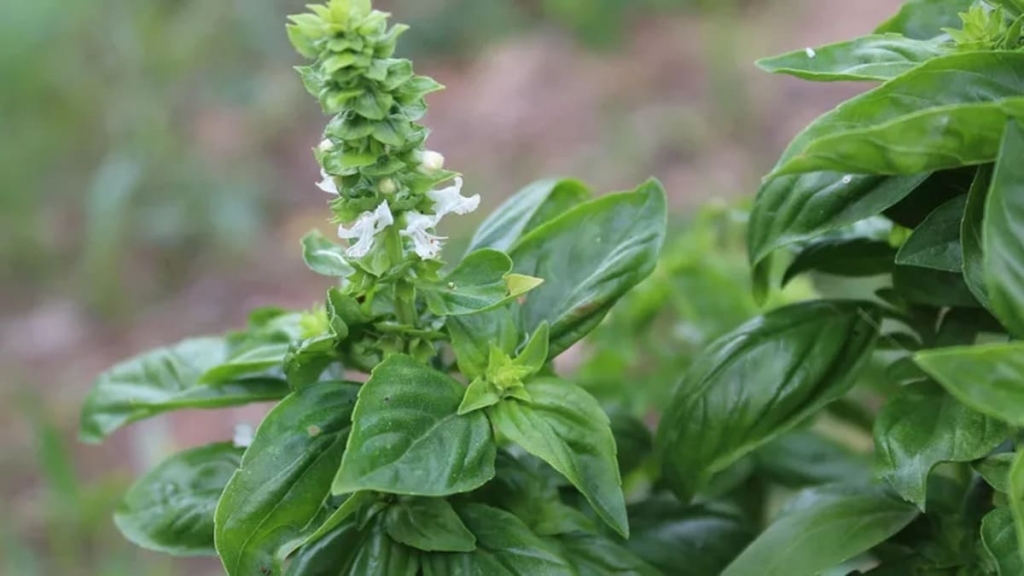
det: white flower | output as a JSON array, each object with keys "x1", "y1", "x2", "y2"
[
  {"x1": 233, "y1": 423, "x2": 254, "y2": 449},
  {"x1": 338, "y1": 201, "x2": 394, "y2": 258},
  {"x1": 317, "y1": 168, "x2": 339, "y2": 195},
  {"x1": 401, "y1": 211, "x2": 446, "y2": 260},
  {"x1": 419, "y1": 150, "x2": 445, "y2": 173},
  {"x1": 427, "y1": 177, "x2": 479, "y2": 218}
]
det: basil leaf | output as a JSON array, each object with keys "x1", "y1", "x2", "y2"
[
  {"x1": 783, "y1": 238, "x2": 896, "y2": 285},
  {"x1": 721, "y1": 485, "x2": 918, "y2": 576},
  {"x1": 1009, "y1": 451, "x2": 1024, "y2": 570},
  {"x1": 114, "y1": 442, "x2": 242, "y2": 556},
  {"x1": 80, "y1": 337, "x2": 289, "y2": 443},
  {"x1": 963, "y1": 165, "x2": 995, "y2": 308},
  {"x1": 876, "y1": 0, "x2": 974, "y2": 39},
  {"x1": 885, "y1": 166, "x2": 975, "y2": 228},
  {"x1": 201, "y1": 343, "x2": 290, "y2": 384},
  {"x1": 756, "y1": 35, "x2": 947, "y2": 82},
  {"x1": 609, "y1": 411, "x2": 654, "y2": 478},
  {"x1": 754, "y1": 430, "x2": 870, "y2": 488},
  {"x1": 874, "y1": 381, "x2": 1010, "y2": 509},
  {"x1": 916, "y1": 343, "x2": 1024, "y2": 426},
  {"x1": 214, "y1": 381, "x2": 359, "y2": 576},
  {"x1": 488, "y1": 378, "x2": 628, "y2": 537},
  {"x1": 446, "y1": 307, "x2": 518, "y2": 379},
  {"x1": 656, "y1": 300, "x2": 881, "y2": 502},
  {"x1": 467, "y1": 178, "x2": 591, "y2": 254},
  {"x1": 384, "y1": 497, "x2": 475, "y2": 553},
  {"x1": 772, "y1": 52, "x2": 1024, "y2": 176},
  {"x1": 302, "y1": 229, "x2": 356, "y2": 277},
  {"x1": 555, "y1": 532, "x2": 659, "y2": 576},
  {"x1": 892, "y1": 264, "x2": 981, "y2": 308},
  {"x1": 420, "y1": 503, "x2": 574, "y2": 576},
  {"x1": 748, "y1": 173, "x2": 927, "y2": 300},
  {"x1": 285, "y1": 516, "x2": 419, "y2": 576},
  {"x1": 985, "y1": 120, "x2": 1024, "y2": 336},
  {"x1": 975, "y1": 453, "x2": 1014, "y2": 493},
  {"x1": 982, "y1": 508, "x2": 1023, "y2": 576},
  {"x1": 420, "y1": 249, "x2": 540, "y2": 316},
  {"x1": 896, "y1": 195, "x2": 968, "y2": 272},
  {"x1": 333, "y1": 354, "x2": 495, "y2": 497},
  {"x1": 626, "y1": 497, "x2": 754, "y2": 575},
  {"x1": 509, "y1": 179, "x2": 667, "y2": 357}
]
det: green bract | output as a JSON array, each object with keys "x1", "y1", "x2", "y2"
[{"x1": 79, "y1": 0, "x2": 1024, "y2": 574}]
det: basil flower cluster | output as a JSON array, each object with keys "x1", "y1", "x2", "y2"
[{"x1": 288, "y1": 0, "x2": 479, "y2": 266}]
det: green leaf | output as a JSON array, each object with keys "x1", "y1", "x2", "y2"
[
  {"x1": 720, "y1": 485, "x2": 918, "y2": 576},
  {"x1": 555, "y1": 532, "x2": 659, "y2": 576},
  {"x1": 457, "y1": 378, "x2": 502, "y2": 415},
  {"x1": 114, "y1": 442, "x2": 242, "y2": 556},
  {"x1": 80, "y1": 337, "x2": 290, "y2": 442},
  {"x1": 896, "y1": 195, "x2": 967, "y2": 272},
  {"x1": 892, "y1": 264, "x2": 981, "y2": 308},
  {"x1": 446, "y1": 307, "x2": 518, "y2": 379},
  {"x1": 981, "y1": 508, "x2": 1023, "y2": 576},
  {"x1": 420, "y1": 249, "x2": 541, "y2": 316},
  {"x1": 975, "y1": 453, "x2": 1014, "y2": 493},
  {"x1": 302, "y1": 229, "x2": 356, "y2": 277},
  {"x1": 873, "y1": 381, "x2": 1010, "y2": 509},
  {"x1": 1009, "y1": 451, "x2": 1024, "y2": 571},
  {"x1": 783, "y1": 238, "x2": 896, "y2": 285},
  {"x1": 285, "y1": 516, "x2": 419, "y2": 576},
  {"x1": 488, "y1": 378, "x2": 628, "y2": 537},
  {"x1": 200, "y1": 343, "x2": 290, "y2": 384},
  {"x1": 876, "y1": 0, "x2": 975, "y2": 39},
  {"x1": 656, "y1": 300, "x2": 881, "y2": 502},
  {"x1": 885, "y1": 167, "x2": 976, "y2": 228},
  {"x1": 754, "y1": 430, "x2": 871, "y2": 488},
  {"x1": 214, "y1": 381, "x2": 359, "y2": 576},
  {"x1": 420, "y1": 503, "x2": 574, "y2": 576},
  {"x1": 916, "y1": 343, "x2": 1024, "y2": 426},
  {"x1": 985, "y1": 120, "x2": 1024, "y2": 336},
  {"x1": 748, "y1": 172, "x2": 928, "y2": 299},
  {"x1": 467, "y1": 178, "x2": 591, "y2": 254},
  {"x1": 626, "y1": 497, "x2": 754, "y2": 575},
  {"x1": 756, "y1": 35, "x2": 947, "y2": 82},
  {"x1": 384, "y1": 497, "x2": 475, "y2": 553},
  {"x1": 333, "y1": 355, "x2": 495, "y2": 496},
  {"x1": 609, "y1": 411, "x2": 653, "y2": 478},
  {"x1": 510, "y1": 179, "x2": 667, "y2": 357},
  {"x1": 771, "y1": 52, "x2": 1024, "y2": 177},
  {"x1": 963, "y1": 165, "x2": 994, "y2": 308}
]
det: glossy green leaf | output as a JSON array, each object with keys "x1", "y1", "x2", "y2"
[
  {"x1": 420, "y1": 249, "x2": 541, "y2": 316},
  {"x1": 510, "y1": 179, "x2": 667, "y2": 357},
  {"x1": 285, "y1": 516, "x2": 419, "y2": 576},
  {"x1": 985, "y1": 120, "x2": 1024, "y2": 336},
  {"x1": 384, "y1": 497, "x2": 475, "y2": 553},
  {"x1": 609, "y1": 411, "x2": 653, "y2": 477},
  {"x1": 756, "y1": 35, "x2": 947, "y2": 82},
  {"x1": 1010, "y1": 451, "x2": 1024, "y2": 570},
  {"x1": 626, "y1": 497, "x2": 754, "y2": 576},
  {"x1": 467, "y1": 178, "x2": 591, "y2": 254},
  {"x1": 555, "y1": 532, "x2": 659, "y2": 576},
  {"x1": 876, "y1": 0, "x2": 975, "y2": 39},
  {"x1": 754, "y1": 430, "x2": 870, "y2": 488},
  {"x1": 446, "y1": 307, "x2": 518, "y2": 379},
  {"x1": 896, "y1": 195, "x2": 967, "y2": 272},
  {"x1": 80, "y1": 337, "x2": 289, "y2": 443},
  {"x1": 916, "y1": 342, "x2": 1024, "y2": 426},
  {"x1": 892, "y1": 265, "x2": 980, "y2": 308},
  {"x1": 963, "y1": 165, "x2": 994, "y2": 308},
  {"x1": 720, "y1": 485, "x2": 918, "y2": 576},
  {"x1": 885, "y1": 167, "x2": 976, "y2": 228},
  {"x1": 771, "y1": 52, "x2": 1024, "y2": 177},
  {"x1": 302, "y1": 229, "x2": 356, "y2": 277},
  {"x1": 982, "y1": 508, "x2": 1023, "y2": 576},
  {"x1": 874, "y1": 381, "x2": 1010, "y2": 509},
  {"x1": 420, "y1": 503, "x2": 574, "y2": 576},
  {"x1": 214, "y1": 381, "x2": 359, "y2": 576},
  {"x1": 489, "y1": 378, "x2": 628, "y2": 537},
  {"x1": 747, "y1": 172, "x2": 928, "y2": 299},
  {"x1": 656, "y1": 300, "x2": 881, "y2": 502},
  {"x1": 333, "y1": 355, "x2": 495, "y2": 497},
  {"x1": 783, "y1": 238, "x2": 895, "y2": 285},
  {"x1": 975, "y1": 453, "x2": 1014, "y2": 493},
  {"x1": 201, "y1": 343, "x2": 290, "y2": 384},
  {"x1": 114, "y1": 442, "x2": 242, "y2": 556}
]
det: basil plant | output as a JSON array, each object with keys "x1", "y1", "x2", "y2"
[{"x1": 81, "y1": 0, "x2": 1024, "y2": 574}]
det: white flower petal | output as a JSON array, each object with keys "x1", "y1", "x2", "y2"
[
  {"x1": 401, "y1": 211, "x2": 446, "y2": 260},
  {"x1": 317, "y1": 168, "x2": 339, "y2": 195},
  {"x1": 427, "y1": 177, "x2": 479, "y2": 218},
  {"x1": 337, "y1": 201, "x2": 393, "y2": 258}
]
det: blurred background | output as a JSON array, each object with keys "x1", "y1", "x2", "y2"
[{"x1": 0, "y1": 0, "x2": 901, "y2": 574}]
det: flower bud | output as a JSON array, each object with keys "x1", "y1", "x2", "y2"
[
  {"x1": 419, "y1": 150, "x2": 445, "y2": 173},
  {"x1": 379, "y1": 177, "x2": 398, "y2": 195},
  {"x1": 318, "y1": 139, "x2": 334, "y2": 152}
]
